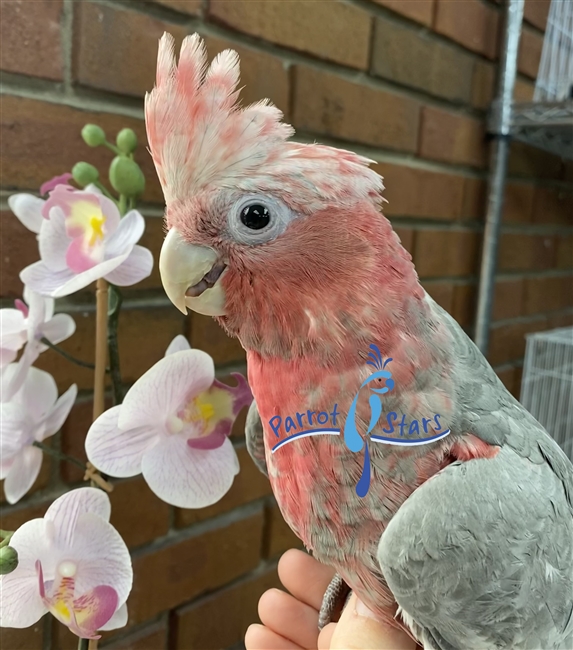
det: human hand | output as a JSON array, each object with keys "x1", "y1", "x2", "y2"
[{"x1": 245, "y1": 549, "x2": 419, "y2": 649}]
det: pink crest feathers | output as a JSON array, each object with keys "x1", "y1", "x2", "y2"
[{"x1": 145, "y1": 33, "x2": 384, "y2": 210}]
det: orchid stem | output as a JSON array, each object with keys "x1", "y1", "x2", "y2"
[
  {"x1": 107, "y1": 284, "x2": 124, "y2": 405},
  {"x1": 119, "y1": 194, "x2": 127, "y2": 215},
  {"x1": 40, "y1": 338, "x2": 96, "y2": 370},
  {"x1": 32, "y1": 441, "x2": 85, "y2": 470},
  {"x1": 0, "y1": 531, "x2": 14, "y2": 548},
  {"x1": 93, "y1": 279, "x2": 108, "y2": 420},
  {"x1": 93, "y1": 181, "x2": 118, "y2": 204},
  {"x1": 103, "y1": 140, "x2": 120, "y2": 155},
  {"x1": 78, "y1": 637, "x2": 89, "y2": 650}
]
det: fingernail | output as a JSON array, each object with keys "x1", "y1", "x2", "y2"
[{"x1": 355, "y1": 598, "x2": 378, "y2": 620}]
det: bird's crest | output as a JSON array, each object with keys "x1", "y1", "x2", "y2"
[{"x1": 145, "y1": 33, "x2": 383, "y2": 209}]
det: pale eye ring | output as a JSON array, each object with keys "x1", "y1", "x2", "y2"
[{"x1": 228, "y1": 194, "x2": 292, "y2": 245}]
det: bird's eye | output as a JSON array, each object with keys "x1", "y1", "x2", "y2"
[{"x1": 240, "y1": 204, "x2": 270, "y2": 230}]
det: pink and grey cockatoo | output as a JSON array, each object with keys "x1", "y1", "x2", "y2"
[{"x1": 146, "y1": 33, "x2": 573, "y2": 649}]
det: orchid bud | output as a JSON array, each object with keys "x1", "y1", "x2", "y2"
[
  {"x1": 116, "y1": 128, "x2": 138, "y2": 154},
  {"x1": 109, "y1": 156, "x2": 145, "y2": 197},
  {"x1": 82, "y1": 124, "x2": 106, "y2": 147},
  {"x1": 72, "y1": 162, "x2": 99, "y2": 187},
  {"x1": 0, "y1": 545, "x2": 18, "y2": 575}
]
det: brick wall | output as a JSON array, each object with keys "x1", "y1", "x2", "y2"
[{"x1": 1, "y1": 1, "x2": 572, "y2": 648}]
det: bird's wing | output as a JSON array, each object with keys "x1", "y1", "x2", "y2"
[
  {"x1": 378, "y1": 443, "x2": 573, "y2": 650},
  {"x1": 245, "y1": 399, "x2": 268, "y2": 477}
]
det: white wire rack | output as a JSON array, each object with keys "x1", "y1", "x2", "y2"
[
  {"x1": 534, "y1": 0, "x2": 573, "y2": 102},
  {"x1": 521, "y1": 326, "x2": 573, "y2": 460}
]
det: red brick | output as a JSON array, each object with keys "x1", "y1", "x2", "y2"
[
  {"x1": 419, "y1": 107, "x2": 487, "y2": 168},
  {"x1": 488, "y1": 316, "x2": 548, "y2": 365},
  {"x1": 293, "y1": 67, "x2": 420, "y2": 153},
  {"x1": 0, "y1": 499, "x2": 50, "y2": 532},
  {"x1": 557, "y1": 236, "x2": 573, "y2": 269},
  {"x1": 461, "y1": 177, "x2": 487, "y2": 221},
  {"x1": 0, "y1": 210, "x2": 40, "y2": 298},
  {"x1": 547, "y1": 311, "x2": 573, "y2": 329},
  {"x1": 373, "y1": 0, "x2": 434, "y2": 26},
  {"x1": 508, "y1": 141, "x2": 565, "y2": 180},
  {"x1": 471, "y1": 60, "x2": 496, "y2": 110},
  {"x1": 495, "y1": 366, "x2": 516, "y2": 394},
  {"x1": 0, "y1": 96, "x2": 163, "y2": 204},
  {"x1": 452, "y1": 283, "x2": 477, "y2": 328},
  {"x1": 265, "y1": 502, "x2": 303, "y2": 559},
  {"x1": 497, "y1": 233, "x2": 558, "y2": 271},
  {"x1": 492, "y1": 278, "x2": 525, "y2": 321},
  {"x1": 524, "y1": 275, "x2": 573, "y2": 314},
  {"x1": 393, "y1": 227, "x2": 415, "y2": 255},
  {"x1": 375, "y1": 163, "x2": 465, "y2": 220},
  {"x1": 503, "y1": 182, "x2": 535, "y2": 223},
  {"x1": 204, "y1": 36, "x2": 290, "y2": 117},
  {"x1": 104, "y1": 621, "x2": 168, "y2": 650},
  {"x1": 153, "y1": 0, "x2": 201, "y2": 14},
  {"x1": 371, "y1": 18, "x2": 474, "y2": 102},
  {"x1": 190, "y1": 313, "x2": 246, "y2": 366},
  {"x1": 74, "y1": 3, "x2": 187, "y2": 98},
  {"x1": 174, "y1": 567, "x2": 282, "y2": 650},
  {"x1": 174, "y1": 446, "x2": 271, "y2": 528},
  {"x1": 434, "y1": 0, "x2": 500, "y2": 59},
  {"x1": 532, "y1": 187, "x2": 573, "y2": 226},
  {"x1": 524, "y1": 0, "x2": 550, "y2": 30},
  {"x1": 422, "y1": 281, "x2": 454, "y2": 313},
  {"x1": 0, "y1": 0, "x2": 64, "y2": 81},
  {"x1": 128, "y1": 509, "x2": 264, "y2": 624},
  {"x1": 514, "y1": 77, "x2": 536, "y2": 101},
  {"x1": 110, "y1": 478, "x2": 171, "y2": 549},
  {"x1": 414, "y1": 230, "x2": 481, "y2": 278},
  {"x1": 0, "y1": 619, "x2": 44, "y2": 650},
  {"x1": 518, "y1": 27, "x2": 543, "y2": 79},
  {"x1": 209, "y1": 0, "x2": 372, "y2": 70}
]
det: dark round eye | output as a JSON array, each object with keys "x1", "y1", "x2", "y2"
[{"x1": 240, "y1": 204, "x2": 270, "y2": 230}]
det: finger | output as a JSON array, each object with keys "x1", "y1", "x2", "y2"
[
  {"x1": 245, "y1": 623, "x2": 305, "y2": 650},
  {"x1": 278, "y1": 549, "x2": 336, "y2": 611},
  {"x1": 259, "y1": 588, "x2": 321, "y2": 649},
  {"x1": 329, "y1": 594, "x2": 419, "y2": 650},
  {"x1": 317, "y1": 622, "x2": 336, "y2": 650}
]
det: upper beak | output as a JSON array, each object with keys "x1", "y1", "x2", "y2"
[{"x1": 159, "y1": 229, "x2": 227, "y2": 316}]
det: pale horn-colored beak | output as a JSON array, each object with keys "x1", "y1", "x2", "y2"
[{"x1": 159, "y1": 229, "x2": 227, "y2": 316}]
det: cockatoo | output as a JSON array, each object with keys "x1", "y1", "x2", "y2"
[{"x1": 146, "y1": 33, "x2": 573, "y2": 649}]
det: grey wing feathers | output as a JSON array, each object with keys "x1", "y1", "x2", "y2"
[{"x1": 246, "y1": 399, "x2": 268, "y2": 477}]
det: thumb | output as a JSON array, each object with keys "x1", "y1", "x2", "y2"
[{"x1": 326, "y1": 593, "x2": 419, "y2": 650}]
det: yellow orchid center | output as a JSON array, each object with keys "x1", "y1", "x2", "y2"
[{"x1": 88, "y1": 214, "x2": 106, "y2": 247}]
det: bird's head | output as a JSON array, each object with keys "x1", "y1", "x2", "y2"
[{"x1": 146, "y1": 34, "x2": 418, "y2": 358}]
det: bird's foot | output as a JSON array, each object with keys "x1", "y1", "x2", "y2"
[{"x1": 318, "y1": 573, "x2": 351, "y2": 630}]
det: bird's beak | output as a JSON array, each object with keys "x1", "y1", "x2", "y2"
[{"x1": 159, "y1": 228, "x2": 227, "y2": 316}]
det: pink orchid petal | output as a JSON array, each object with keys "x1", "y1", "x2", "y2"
[
  {"x1": 86, "y1": 406, "x2": 158, "y2": 478},
  {"x1": 20, "y1": 262, "x2": 76, "y2": 296},
  {"x1": 43, "y1": 384, "x2": 77, "y2": 438},
  {"x1": 187, "y1": 428, "x2": 227, "y2": 450},
  {"x1": 4, "y1": 446, "x2": 43, "y2": 504},
  {"x1": 46, "y1": 489, "x2": 112, "y2": 549},
  {"x1": 40, "y1": 313, "x2": 76, "y2": 346},
  {"x1": 141, "y1": 435, "x2": 239, "y2": 508},
  {"x1": 15, "y1": 298, "x2": 29, "y2": 317},
  {"x1": 51, "y1": 251, "x2": 132, "y2": 298},
  {"x1": 39, "y1": 208, "x2": 70, "y2": 272},
  {"x1": 0, "y1": 457, "x2": 15, "y2": 480},
  {"x1": 40, "y1": 173, "x2": 73, "y2": 196},
  {"x1": 66, "y1": 236, "x2": 103, "y2": 273},
  {"x1": 71, "y1": 513, "x2": 132, "y2": 605},
  {"x1": 0, "y1": 347, "x2": 18, "y2": 367},
  {"x1": 0, "y1": 520, "x2": 47, "y2": 628},
  {"x1": 46, "y1": 186, "x2": 99, "y2": 226},
  {"x1": 7, "y1": 194, "x2": 45, "y2": 233},
  {"x1": 99, "y1": 602, "x2": 128, "y2": 631},
  {"x1": 164, "y1": 335, "x2": 191, "y2": 356},
  {"x1": 71, "y1": 584, "x2": 119, "y2": 638},
  {"x1": 105, "y1": 210, "x2": 145, "y2": 258},
  {"x1": 119, "y1": 350, "x2": 215, "y2": 431},
  {"x1": 104, "y1": 245, "x2": 153, "y2": 287}
]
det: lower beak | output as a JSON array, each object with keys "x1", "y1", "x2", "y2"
[{"x1": 159, "y1": 229, "x2": 227, "y2": 316}]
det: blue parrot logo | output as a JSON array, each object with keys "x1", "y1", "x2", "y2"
[{"x1": 344, "y1": 344, "x2": 394, "y2": 498}]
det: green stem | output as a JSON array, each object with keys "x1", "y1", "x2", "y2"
[
  {"x1": 0, "y1": 531, "x2": 14, "y2": 548},
  {"x1": 78, "y1": 637, "x2": 89, "y2": 650},
  {"x1": 33, "y1": 441, "x2": 86, "y2": 471},
  {"x1": 107, "y1": 284, "x2": 124, "y2": 405},
  {"x1": 103, "y1": 140, "x2": 121, "y2": 155},
  {"x1": 93, "y1": 180, "x2": 118, "y2": 204},
  {"x1": 41, "y1": 338, "x2": 96, "y2": 370},
  {"x1": 119, "y1": 194, "x2": 127, "y2": 215}
]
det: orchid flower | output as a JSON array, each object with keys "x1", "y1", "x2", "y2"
[
  {"x1": 10, "y1": 184, "x2": 153, "y2": 298},
  {"x1": 0, "y1": 488, "x2": 132, "y2": 639},
  {"x1": 0, "y1": 287, "x2": 75, "y2": 400},
  {"x1": 85, "y1": 336, "x2": 253, "y2": 508},
  {"x1": 0, "y1": 364, "x2": 77, "y2": 503}
]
